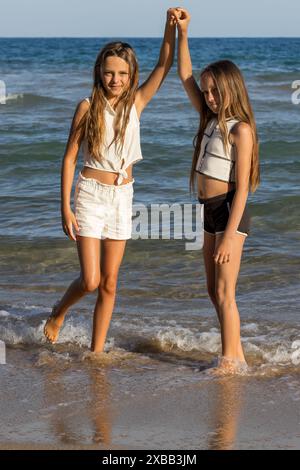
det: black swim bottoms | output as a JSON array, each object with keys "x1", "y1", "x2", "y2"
[{"x1": 198, "y1": 189, "x2": 250, "y2": 236}]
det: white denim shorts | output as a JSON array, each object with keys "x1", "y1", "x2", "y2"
[{"x1": 74, "y1": 172, "x2": 134, "y2": 240}]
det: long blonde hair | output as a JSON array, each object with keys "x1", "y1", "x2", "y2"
[
  {"x1": 190, "y1": 60, "x2": 260, "y2": 193},
  {"x1": 78, "y1": 42, "x2": 139, "y2": 161}
]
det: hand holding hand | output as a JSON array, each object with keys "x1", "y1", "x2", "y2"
[
  {"x1": 168, "y1": 7, "x2": 191, "y2": 33},
  {"x1": 167, "y1": 8, "x2": 180, "y2": 26}
]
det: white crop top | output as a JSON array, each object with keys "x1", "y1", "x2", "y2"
[
  {"x1": 195, "y1": 118, "x2": 239, "y2": 183},
  {"x1": 81, "y1": 97, "x2": 143, "y2": 185}
]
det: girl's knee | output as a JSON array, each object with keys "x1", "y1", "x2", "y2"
[
  {"x1": 80, "y1": 275, "x2": 100, "y2": 293},
  {"x1": 99, "y1": 274, "x2": 118, "y2": 296},
  {"x1": 215, "y1": 286, "x2": 235, "y2": 308}
]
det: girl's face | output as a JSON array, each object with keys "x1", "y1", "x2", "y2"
[
  {"x1": 200, "y1": 72, "x2": 220, "y2": 114},
  {"x1": 101, "y1": 56, "x2": 130, "y2": 100}
]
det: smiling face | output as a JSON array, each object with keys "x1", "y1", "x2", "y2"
[
  {"x1": 101, "y1": 56, "x2": 130, "y2": 101},
  {"x1": 200, "y1": 72, "x2": 220, "y2": 114}
]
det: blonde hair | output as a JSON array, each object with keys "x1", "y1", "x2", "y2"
[
  {"x1": 190, "y1": 60, "x2": 260, "y2": 193},
  {"x1": 77, "y1": 42, "x2": 139, "y2": 161}
]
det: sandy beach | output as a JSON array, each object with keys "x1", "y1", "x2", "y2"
[{"x1": 1, "y1": 347, "x2": 300, "y2": 450}]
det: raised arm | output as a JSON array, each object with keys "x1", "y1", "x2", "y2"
[
  {"x1": 135, "y1": 9, "x2": 176, "y2": 117},
  {"x1": 61, "y1": 99, "x2": 89, "y2": 241},
  {"x1": 174, "y1": 8, "x2": 202, "y2": 113}
]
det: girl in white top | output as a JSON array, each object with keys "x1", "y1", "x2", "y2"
[
  {"x1": 172, "y1": 8, "x2": 260, "y2": 374},
  {"x1": 44, "y1": 9, "x2": 177, "y2": 352},
  {"x1": 81, "y1": 96, "x2": 142, "y2": 185}
]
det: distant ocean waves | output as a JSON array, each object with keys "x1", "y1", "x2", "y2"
[{"x1": 4, "y1": 93, "x2": 68, "y2": 106}]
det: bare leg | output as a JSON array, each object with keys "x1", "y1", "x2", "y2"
[
  {"x1": 215, "y1": 232, "x2": 246, "y2": 363},
  {"x1": 91, "y1": 239, "x2": 127, "y2": 353},
  {"x1": 203, "y1": 231, "x2": 220, "y2": 320},
  {"x1": 202, "y1": 231, "x2": 245, "y2": 365},
  {"x1": 44, "y1": 236, "x2": 101, "y2": 343}
]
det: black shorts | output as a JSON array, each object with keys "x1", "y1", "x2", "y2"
[{"x1": 198, "y1": 189, "x2": 250, "y2": 236}]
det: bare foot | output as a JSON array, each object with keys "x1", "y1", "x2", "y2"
[
  {"x1": 44, "y1": 303, "x2": 65, "y2": 344},
  {"x1": 208, "y1": 356, "x2": 248, "y2": 376}
]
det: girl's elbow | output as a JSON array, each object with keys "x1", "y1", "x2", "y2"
[
  {"x1": 177, "y1": 69, "x2": 185, "y2": 81},
  {"x1": 165, "y1": 55, "x2": 174, "y2": 68},
  {"x1": 178, "y1": 68, "x2": 192, "y2": 82},
  {"x1": 235, "y1": 184, "x2": 249, "y2": 196},
  {"x1": 63, "y1": 152, "x2": 78, "y2": 167},
  {"x1": 166, "y1": 59, "x2": 173, "y2": 72}
]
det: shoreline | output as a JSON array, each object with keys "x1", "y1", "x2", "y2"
[{"x1": 1, "y1": 348, "x2": 300, "y2": 450}]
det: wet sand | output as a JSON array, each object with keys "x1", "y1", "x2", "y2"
[{"x1": 1, "y1": 347, "x2": 300, "y2": 450}]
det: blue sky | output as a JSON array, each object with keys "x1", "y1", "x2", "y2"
[{"x1": 1, "y1": 0, "x2": 299, "y2": 37}]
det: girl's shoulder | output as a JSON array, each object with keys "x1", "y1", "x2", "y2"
[
  {"x1": 230, "y1": 121, "x2": 252, "y2": 135},
  {"x1": 73, "y1": 98, "x2": 90, "y2": 123},
  {"x1": 78, "y1": 97, "x2": 90, "y2": 111},
  {"x1": 82, "y1": 97, "x2": 91, "y2": 106},
  {"x1": 76, "y1": 97, "x2": 90, "y2": 110},
  {"x1": 218, "y1": 118, "x2": 251, "y2": 135},
  {"x1": 229, "y1": 121, "x2": 253, "y2": 146}
]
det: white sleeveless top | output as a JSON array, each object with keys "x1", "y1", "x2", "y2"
[
  {"x1": 82, "y1": 97, "x2": 143, "y2": 185},
  {"x1": 195, "y1": 118, "x2": 239, "y2": 183}
]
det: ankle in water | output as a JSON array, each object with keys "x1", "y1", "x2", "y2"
[{"x1": 217, "y1": 356, "x2": 249, "y2": 374}]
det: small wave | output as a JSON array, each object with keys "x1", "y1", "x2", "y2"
[
  {"x1": 255, "y1": 71, "x2": 299, "y2": 82},
  {"x1": 2, "y1": 310, "x2": 300, "y2": 371},
  {"x1": 0, "y1": 310, "x2": 10, "y2": 318},
  {"x1": 5, "y1": 93, "x2": 68, "y2": 106},
  {"x1": 80, "y1": 348, "x2": 151, "y2": 367},
  {"x1": 0, "y1": 310, "x2": 90, "y2": 348},
  {"x1": 260, "y1": 140, "x2": 300, "y2": 159},
  {"x1": 35, "y1": 350, "x2": 72, "y2": 367},
  {"x1": 155, "y1": 326, "x2": 220, "y2": 354},
  {"x1": 262, "y1": 341, "x2": 300, "y2": 366},
  {"x1": 35, "y1": 345, "x2": 153, "y2": 369}
]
